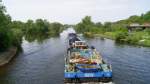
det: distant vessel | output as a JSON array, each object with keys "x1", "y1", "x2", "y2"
[{"x1": 64, "y1": 33, "x2": 112, "y2": 83}]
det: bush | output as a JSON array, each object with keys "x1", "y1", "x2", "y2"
[
  {"x1": 115, "y1": 32, "x2": 128, "y2": 42},
  {"x1": 126, "y1": 35, "x2": 139, "y2": 44},
  {"x1": 104, "y1": 32, "x2": 116, "y2": 39},
  {"x1": 144, "y1": 40, "x2": 150, "y2": 46},
  {"x1": 0, "y1": 30, "x2": 13, "y2": 52},
  {"x1": 144, "y1": 29, "x2": 150, "y2": 35},
  {"x1": 83, "y1": 32, "x2": 94, "y2": 38}
]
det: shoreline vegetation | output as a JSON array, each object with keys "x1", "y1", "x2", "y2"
[
  {"x1": 94, "y1": 33, "x2": 150, "y2": 47},
  {"x1": 82, "y1": 30, "x2": 150, "y2": 47},
  {"x1": 0, "y1": 1, "x2": 68, "y2": 66},
  {"x1": 83, "y1": 31, "x2": 150, "y2": 47},
  {"x1": 75, "y1": 14, "x2": 150, "y2": 47}
]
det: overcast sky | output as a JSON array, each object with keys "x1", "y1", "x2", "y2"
[{"x1": 3, "y1": 0, "x2": 150, "y2": 24}]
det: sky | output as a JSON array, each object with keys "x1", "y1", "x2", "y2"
[{"x1": 2, "y1": 0, "x2": 150, "y2": 24}]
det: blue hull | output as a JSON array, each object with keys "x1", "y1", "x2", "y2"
[{"x1": 65, "y1": 71, "x2": 112, "y2": 78}]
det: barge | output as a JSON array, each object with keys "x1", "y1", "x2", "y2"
[{"x1": 64, "y1": 33, "x2": 112, "y2": 83}]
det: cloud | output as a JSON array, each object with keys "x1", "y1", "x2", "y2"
[{"x1": 3, "y1": 0, "x2": 150, "y2": 24}]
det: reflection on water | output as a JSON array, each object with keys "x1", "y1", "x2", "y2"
[
  {"x1": 0, "y1": 38, "x2": 65, "y2": 84},
  {"x1": 24, "y1": 32, "x2": 56, "y2": 43},
  {"x1": 0, "y1": 34, "x2": 150, "y2": 84}
]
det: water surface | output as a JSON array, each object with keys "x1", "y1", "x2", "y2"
[{"x1": 0, "y1": 37, "x2": 150, "y2": 84}]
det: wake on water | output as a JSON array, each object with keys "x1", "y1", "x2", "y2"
[{"x1": 60, "y1": 28, "x2": 76, "y2": 40}]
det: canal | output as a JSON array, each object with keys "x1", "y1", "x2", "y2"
[{"x1": 0, "y1": 32, "x2": 150, "y2": 84}]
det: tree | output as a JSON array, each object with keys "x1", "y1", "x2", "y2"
[
  {"x1": 103, "y1": 22, "x2": 112, "y2": 31},
  {"x1": 76, "y1": 16, "x2": 94, "y2": 33},
  {"x1": 142, "y1": 11, "x2": 150, "y2": 22},
  {"x1": 128, "y1": 15, "x2": 141, "y2": 23},
  {"x1": 50, "y1": 22, "x2": 63, "y2": 36},
  {"x1": 0, "y1": 1, "x2": 13, "y2": 51},
  {"x1": 34, "y1": 19, "x2": 49, "y2": 35},
  {"x1": 95, "y1": 22, "x2": 103, "y2": 28}
]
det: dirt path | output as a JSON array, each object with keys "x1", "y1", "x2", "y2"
[{"x1": 0, "y1": 47, "x2": 17, "y2": 66}]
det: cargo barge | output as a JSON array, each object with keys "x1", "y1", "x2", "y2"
[{"x1": 64, "y1": 33, "x2": 112, "y2": 83}]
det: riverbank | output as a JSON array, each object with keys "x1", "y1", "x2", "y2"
[
  {"x1": 91, "y1": 32, "x2": 150, "y2": 47},
  {"x1": 94, "y1": 33, "x2": 115, "y2": 40},
  {"x1": 0, "y1": 47, "x2": 17, "y2": 66}
]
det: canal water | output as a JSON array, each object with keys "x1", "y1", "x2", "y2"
[{"x1": 0, "y1": 31, "x2": 150, "y2": 84}]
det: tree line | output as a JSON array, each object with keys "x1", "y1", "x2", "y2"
[
  {"x1": 75, "y1": 12, "x2": 150, "y2": 46},
  {"x1": 11, "y1": 19, "x2": 67, "y2": 42},
  {"x1": 75, "y1": 16, "x2": 127, "y2": 37},
  {"x1": 75, "y1": 11, "x2": 150, "y2": 34},
  {"x1": 0, "y1": 0, "x2": 69, "y2": 52},
  {"x1": 0, "y1": 1, "x2": 16, "y2": 52}
]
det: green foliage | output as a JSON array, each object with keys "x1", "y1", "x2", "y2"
[
  {"x1": 117, "y1": 11, "x2": 150, "y2": 24},
  {"x1": 11, "y1": 28, "x2": 23, "y2": 47},
  {"x1": 19, "y1": 18, "x2": 64, "y2": 42},
  {"x1": 104, "y1": 32, "x2": 116, "y2": 39},
  {"x1": 83, "y1": 32, "x2": 94, "y2": 38},
  {"x1": 50, "y1": 22, "x2": 63, "y2": 36},
  {"x1": 103, "y1": 22, "x2": 112, "y2": 31},
  {"x1": 115, "y1": 32, "x2": 128, "y2": 42},
  {"x1": 35, "y1": 19, "x2": 49, "y2": 34},
  {"x1": 0, "y1": 2, "x2": 14, "y2": 52},
  {"x1": 0, "y1": 1, "x2": 23, "y2": 51},
  {"x1": 75, "y1": 10, "x2": 150, "y2": 46},
  {"x1": 127, "y1": 15, "x2": 141, "y2": 23},
  {"x1": 6, "y1": 17, "x2": 66, "y2": 43},
  {"x1": 95, "y1": 22, "x2": 103, "y2": 28},
  {"x1": 24, "y1": 20, "x2": 35, "y2": 34},
  {"x1": 0, "y1": 29, "x2": 13, "y2": 51},
  {"x1": 143, "y1": 40, "x2": 150, "y2": 46},
  {"x1": 144, "y1": 28, "x2": 150, "y2": 35},
  {"x1": 75, "y1": 16, "x2": 94, "y2": 33},
  {"x1": 141, "y1": 11, "x2": 150, "y2": 23},
  {"x1": 111, "y1": 24, "x2": 127, "y2": 32}
]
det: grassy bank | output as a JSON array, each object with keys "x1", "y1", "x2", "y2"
[
  {"x1": 94, "y1": 32, "x2": 116, "y2": 40},
  {"x1": 75, "y1": 11, "x2": 150, "y2": 47},
  {"x1": 87, "y1": 31, "x2": 150, "y2": 47}
]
